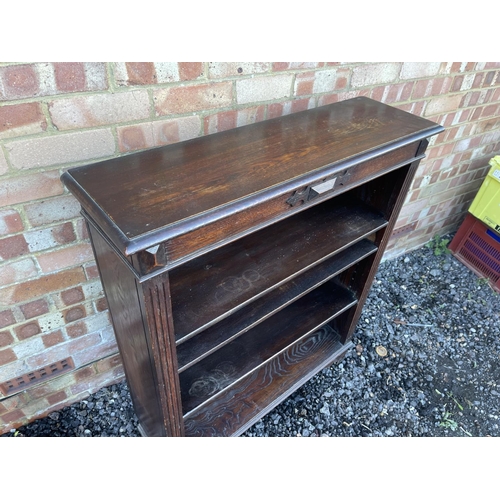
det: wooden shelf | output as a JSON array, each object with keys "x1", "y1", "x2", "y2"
[
  {"x1": 176, "y1": 238, "x2": 377, "y2": 372},
  {"x1": 62, "y1": 97, "x2": 443, "y2": 436},
  {"x1": 179, "y1": 281, "x2": 356, "y2": 414},
  {"x1": 183, "y1": 324, "x2": 352, "y2": 436},
  {"x1": 171, "y1": 197, "x2": 386, "y2": 342}
]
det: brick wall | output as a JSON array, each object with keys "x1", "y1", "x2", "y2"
[{"x1": 1, "y1": 62, "x2": 499, "y2": 433}]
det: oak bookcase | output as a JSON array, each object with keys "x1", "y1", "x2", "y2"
[{"x1": 61, "y1": 97, "x2": 443, "y2": 436}]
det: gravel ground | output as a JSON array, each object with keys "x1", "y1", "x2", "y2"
[{"x1": 3, "y1": 233, "x2": 500, "y2": 437}]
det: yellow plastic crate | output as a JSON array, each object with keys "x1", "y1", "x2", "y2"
[{"x1": 469, "y1": 156, "x2": 500, "y2": 233}]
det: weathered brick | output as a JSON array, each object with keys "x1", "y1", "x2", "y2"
[
  {"x1": 0, "y1": 309, "x2": 15, "y2": 328},
  {"x1": 117, "y1": 116, "x2": 201, "y2": 152},
  {"x1": 0, "y1": 234, "x2": 28, "y2": 260},
  {"x1": 53, "y1": 62, "x2": 86, "y2": 92},
  {"x1": 95, "y1": 352, "x2": 122, "y2": 373},
  {"x1": 0, "y1": 209, "x2": 23, "y2": 236},
  {"x1": 0, "y1": 330, "x2": 14, "y2": 348},
  {"x1": 24, "y1": 222, "x2": 76, "y2": 252},
  {"x1": 115, "y1": 62, "x2": 190, "y2": 85},
  {"x1": 295, "y1": 68, "x2": 349, "y2": 96},
  {"x1": 37, "y1": 242, "x2": 94, "y2": 273},
  {"x1": 84, "y1": 263, "x2": 99, "y2": 280},
  {"x1": 236, "y1": 74, "x2": 293, "y2": 104},
  {"x1": 272, "y1": 62, "x2": 322, "y2": 71},
  {"x1": 178, "y1": 63, "x2": 204, "y2": 81},
  {"x1": 0, "y1": 408, "x2": 24, "y2": 425},
  {"x1": 0, "y1": 64, "x2": 39, "y2": 100},
  {"x1": 24, "y1": 195, "x2": 81, "y2": 228},
  {"x1": 0, "y1": 258, "x2": 38, "y2": 287},
  {"x1": 95, "y1": 297, "x2": 108, "y2": 312},
  {"x1": 66, "y1": 320, "x2": 87, "y2": 338},
  {"x1": 0, "y1": 267, "x2": 86, "y2": 307},
  {"x1": 37, "y1": 311, "x2": 65, "y2": 332},
  {"x1": 14, "y1": 320, "x2": 40, "y2": 340},
  {"x1": 0, "y1": 170, "x2": 63, "y2": 207},
  {"x1": 42, "y1": 329, "x2": 64, "y2": 348},
  {"x1": 71, "y1": 340, "x2": 118, "y2": 369},
  {"x1": 64, "y1": 305, "x2": 86, "y2": 323},
  {"x1": 0, "y1": 348, "x2": 17, "y2": 366},
  {"x1": 0, "y1": 149, "x2": 7, "y2": 175},
  {"x1": 20, "y1": 298, "x2": 50, "y2": 320},
  {"x1": 351, "y1": 63, "x2": 401, "y2": 88},
  {"x1": 154, "y1": 82, "x2": 233, "y2": 115},
  {"x1": 424, "y1": 94, "x2": 463, "y2": 117},
  {"x1": 122, "y1": 62, "x2": 157, "y2": 85},
  {"x1": 208, "y1": 62, "x2": 271, "y2": 78},
  {"x1": 0, "y1": 102, "x2": 47, "y2": 139},
  {"x1": 204, "y1": 106, "x2": 266, "y2": 135},
  {"x1": 60, "y1": 286, "x2": 85, "y2": 306},
  {"x1": 400, "y1": 62, "x2": 441, "y2": 80},
  {"x1": 49, "y1": 90, "x2": 150, "y2": 130},
  {"x1": 46, "y1": 390, "x2": 67, "y2": 406},
  {"x1": 5, "y1": 129, "x2": 115, "y2": 170},
  {"x1": 268, "y1": 98, "x2": 313, "y2": 119}
]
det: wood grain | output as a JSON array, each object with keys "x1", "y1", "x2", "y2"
[
  {"x1": 170, "y1": 196, "x2": 386, "y2": 340},
  {"x1": 176, "y1": 238, "x2": 377, "y2": 372},
  {"x1": 183, "y1": 325, "x2": 352, "y2": 437}
]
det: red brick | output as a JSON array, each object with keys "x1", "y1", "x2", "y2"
[
  {"x1": 117, "y1": 124, "x2": 152, "y2": 152},
  {"x1": 66, "y1": 320, "x2": 87, "y2": 338},
  {"x1": 61, "y1": 286, "x2": 85, "y2": 306},
  {"x1": 0, "y1": 330, "x2": 14, "y2": 348},
  {"x1": 0, "y1": 348, "x2": 17, "y2": 365},
  {"x1": 74, "y1": 365, "x2": 96, "y2": 381},
  {"x1": 0, "y1": 234, "x2": 28, "y2": 259},
  {"x1": 1, "y1": 267, "x2": 86, "y2": 307},
  {"x1": 154, "y1": 82, "x2": 233, "y2": 115},
  {"x1": 64, "y1": 306, "x2": 86, "y2": 323},
  {"x1": 124, "y1": 62, "x2": 157, "y2": 85},
  {"x1": 42, "y1": 329, "x2": 64, "y2": 348},
  {"x1": 0, "y1": 102, "x2": 46, "y2": 138},
  {"x1": 268, "y1": 99, "x2": 311, "y2": 119},
  {"x1": 0, "y1": 209, "x2": 23, "y2": 237},
  {"x1": 179, "y1": 63, "x2": 204, "y2": 80},
  {"x1": 0, "y1": 309, "x2": 15, "y2": 328},
  {"x1": 95, "y1": 297, "x2": 108, "y2": 312},
  {"x1": 53, "y1": 222, "x2": 76, "y2": 244},
  {"x1": 84, "y1": 263, "x2": 99, "y2": 280},
  {"x1": 37, "y1": 242, "x2": 94, "y2": 273},
  {"x1": 95, "y1": 352, "x2": 122, "y2": 373},
  {"x1": 0, "y1": 64, "x2": 39, "y2": 100},
  {"x1": 53, "y1": 62, "x2": 87, "y2": 92},
  {"x1": 483, "y1": 71, "x2": 497, "y2": 87},
  {"x1": 20, "y1": 298, "x2": 49, "y2": 320},
  {"x1": 204, "y1": 106, "x2": 266, "y2": 135},
  {"x1": 0, "y1": 170, "x2": 63, "y2": 207},
  {"x1": 46, "y1": 390, "x2": 68, "y2": 405},
  {"x1": 14, "y1": 320, "x2": 40, "y2": 340},
  {"x1": 294, "y1": 69, "x2": 347, "y2": 96},
  {"x1": 0, "y1": 408, "x2": 25, "y2": 425},
  {"x1": 481, "y1": 104, "x2": 499, "y2": 118}
]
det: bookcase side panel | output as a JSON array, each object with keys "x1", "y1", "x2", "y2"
[{"x1": 88, "y1": 224, "x2": 165, "y2": 436}]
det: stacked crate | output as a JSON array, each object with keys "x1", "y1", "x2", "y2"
[{"x1": 449, "y1": 156, "x2": 500, "y2": 292}]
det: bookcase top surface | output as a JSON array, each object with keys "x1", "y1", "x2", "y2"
[{"x1": 61, "y1": 97, "x2": 443, "y2": 255}]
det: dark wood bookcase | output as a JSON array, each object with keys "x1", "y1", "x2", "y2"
[{"x1": 61, "y1": 97, "x2": 443, "y2": 436}]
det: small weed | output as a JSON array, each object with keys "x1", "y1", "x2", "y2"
[
  {"x1": 477, "y1": 277, "x2": 490, "y2": 287},
  {"x1": 440, "y1": 410, "x2": 458, "y2": 431},
  {"x1": 426, "y1": 234, "x2": 451, "y2": 256}
]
